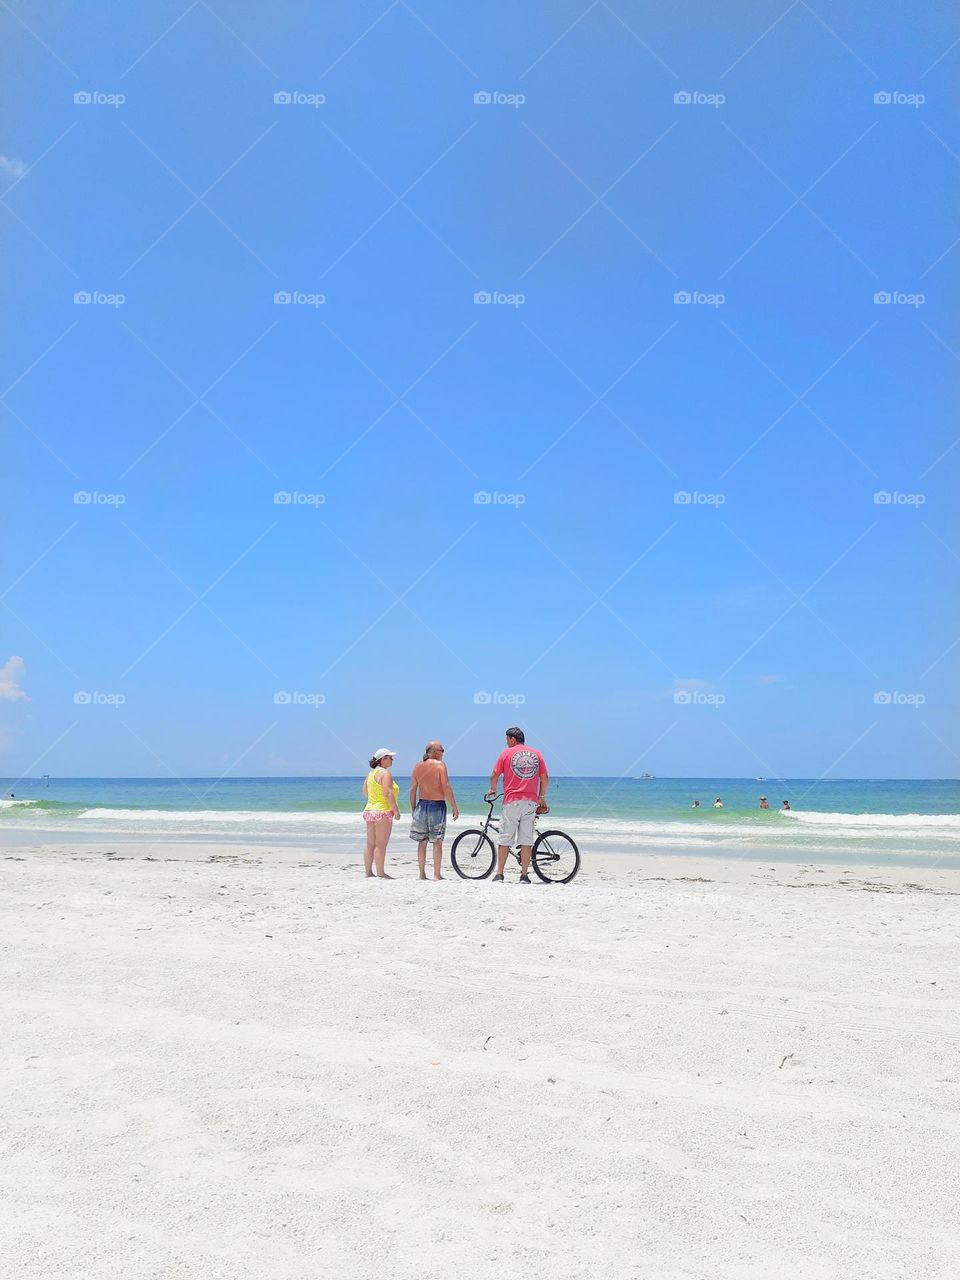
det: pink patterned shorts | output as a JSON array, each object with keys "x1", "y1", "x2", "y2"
[{"x1": 362, "y1": 810, "x2": 393, "y2": 823}]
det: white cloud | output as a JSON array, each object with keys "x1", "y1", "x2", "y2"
[
  {"x1": 672, "y1": 677, "x2": 711, "y2": 694},
  {"x1": 0, "y1": 656, "x2": 29, "y2": 702},
  {"x1": 0, "y1": 155, "x2": 27, "y2": 181}
]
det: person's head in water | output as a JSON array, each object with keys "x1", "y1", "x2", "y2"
[
  {"x1": 505, "y1": 726, "x2": 525, "y2": 746},
  {"x1": 422, "y1": 740, "x2": 445, "y2": 762},
  {"x1": 782, "y1": 800, "x2": 791, "y2": 810}
]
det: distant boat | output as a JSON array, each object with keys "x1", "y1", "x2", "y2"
[
  {"x1": 756, "y1": 776, "x2": 766, "y2": 782},
  {"x1": 637, "y1": 772, "x2": 655, "y2": 779}
]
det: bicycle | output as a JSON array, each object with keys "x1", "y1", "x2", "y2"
[{"x1": 450, "y1": 794, "x2": 581, "y2": 883}]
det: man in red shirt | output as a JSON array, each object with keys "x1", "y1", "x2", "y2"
[{"x1": 485, "y1": 726, "x2": 549, "y2": 883}]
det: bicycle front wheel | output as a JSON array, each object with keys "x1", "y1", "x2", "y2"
[
  {"x1": 450, "y1": 829, "x2": 496, "y2": 880},
  {"x1": 532, "y1": 830, "x2": 580, "y2": 883}
]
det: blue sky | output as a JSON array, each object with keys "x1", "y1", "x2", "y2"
[{"x1": 2, "y1": 0, "x2": 958, "y2": 779}]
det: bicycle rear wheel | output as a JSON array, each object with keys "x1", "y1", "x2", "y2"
[
  {"x1": 450, "y1": 829, "x2": 496, "y2": 880},
  {"x1": 532, "y1": 830, "x2": 580, "y2": 883}
]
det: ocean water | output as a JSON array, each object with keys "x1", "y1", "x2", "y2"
[{"x1": 2, "y1": 776, "x2": 959, "y2": 867}]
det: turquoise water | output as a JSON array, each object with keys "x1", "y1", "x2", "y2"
[{"x1": 2, "y1": 776, "x2": 959, "y2": 866}]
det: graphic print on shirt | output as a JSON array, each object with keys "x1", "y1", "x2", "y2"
[{"x1": 510, "y1": 749, "x2": 540, "y2": 781}]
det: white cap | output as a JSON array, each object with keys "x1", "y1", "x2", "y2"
[{"x1": 372, "y1": 747, "x2": 397, "y2": 763}]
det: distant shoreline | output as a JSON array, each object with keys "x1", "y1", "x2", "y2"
[{"x1": 4, "y1": 774, "x2": 959, "y2": 783}]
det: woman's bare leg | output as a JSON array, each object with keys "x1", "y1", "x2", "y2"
[
  {"x1": 374, "y1": 818, "x2": 393, "y2": 878},
  {"x1": 363, "y1": 821, "x2": 376, "y2": 877},
  {"x1": 432, "y1": 839, "x2": 443, "y2": 880}
]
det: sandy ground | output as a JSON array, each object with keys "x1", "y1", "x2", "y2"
[{"x1": 3, "y1": 843, "x2": 960, "y2": 1280}]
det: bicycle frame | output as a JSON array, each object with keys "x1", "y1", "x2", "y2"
[{"x1": 480, "y1": 794, "x2": 538, "y2": 860}]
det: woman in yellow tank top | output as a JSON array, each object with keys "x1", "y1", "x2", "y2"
[{"x1": 361, "y1": 747, "x2": 401, "y2": 878}]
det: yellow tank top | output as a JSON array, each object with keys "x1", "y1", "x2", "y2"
[{"x1": 365, "y1": 768, "x2": 399, "y2": 812}]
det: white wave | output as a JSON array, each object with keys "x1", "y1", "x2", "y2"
[
  {"x1": 75, "y1": 807, "x2": 343, "y2": 825},
  {"x1": 4, "y1": 803, "x2": 958, "y2": 857},
  {"x1": 782, "y1": 810, "x2": 960, "y2": 830},
  {"x1": 9, "y1": 806, "x2": 958, "y2": 839}
]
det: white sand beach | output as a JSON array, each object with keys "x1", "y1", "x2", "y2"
[{"x1": 3, "y1": 842, "x2": 960, "y2": 1279}]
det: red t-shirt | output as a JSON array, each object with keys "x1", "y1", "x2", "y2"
[{"x1": 492, "y1": 745, "x2": 547, "y2": 804}]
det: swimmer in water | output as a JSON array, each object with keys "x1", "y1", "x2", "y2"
[
  {"x1": 714, "y1": 797, "x2": 723, "y2": 809},
  {"x1": 759, "y1": 796, "x2": 768, "y2": 809},
  {"x1": 782, "y1": 800, "x2": 791, "y2": 811}
]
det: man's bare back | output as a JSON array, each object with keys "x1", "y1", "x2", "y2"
[{"x1": 410, "y1": 758, "x2": 448, "y2": 800}]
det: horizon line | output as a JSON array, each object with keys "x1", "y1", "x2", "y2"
[{"x1": 4, "y1": 775, "x2": 958, "y2": 784}]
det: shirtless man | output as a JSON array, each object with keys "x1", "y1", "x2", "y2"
[{"x1": 408, "y1": 741, "x2": 459, "y2": 880}]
